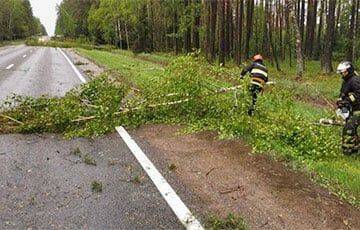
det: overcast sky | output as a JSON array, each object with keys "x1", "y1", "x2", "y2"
[{"x1": 29, "y1": 0, "x2": 63, "y2": 36}]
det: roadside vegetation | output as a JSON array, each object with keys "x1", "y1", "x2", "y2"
[
  {"x1": 0, "y1": 48, "x2": 359, "y2": 207},
  {"x1": 0, "y1": 40, "x2": 25, "y2": 47},
  {"x1": 206, "y1": 213, "x2": 248, "y2": 230},
  {"x1": 0, "y1": 0, "x2": 47, "y2": 42},
  {"x1": 25, "y1": 37, "x2": 115, "y2": 52}
]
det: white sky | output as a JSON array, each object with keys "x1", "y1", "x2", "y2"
[{"x1": 29, "y1": 0, "x2": 63, "y2": 36}]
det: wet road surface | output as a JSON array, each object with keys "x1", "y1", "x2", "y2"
[{"x1": 0, "y1": 45, "x2": 186, "y2": 229}]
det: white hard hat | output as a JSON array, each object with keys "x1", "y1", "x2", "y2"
[{"x1": 337, "y1": 61, "x2": 353, "y2": 74}]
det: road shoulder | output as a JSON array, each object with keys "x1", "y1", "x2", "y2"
[{"x1": 133, "y1": 124, "x2": 360, "y2": 230}]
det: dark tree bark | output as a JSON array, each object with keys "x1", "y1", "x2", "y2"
[
  {"x1": 287, "y1": 0, "x2": 305, "y2": 78},
  {"x1": 174, "y1": 9, "x2": 180, "y2": 55},
  {"x1": 296, "y1": 0, "x2": 300, "y2": 22},
  {"x1": 357, "y1": 1, "x2": 360, "y2": 30},
  {"x1": 244, "y1": 0, "x2": 254, "y2": 59},
  {"x1": 267, "y1": 0, "x2": 281, "y2": 71},
  {"x1": 184, "y1": 0, "x2": 192, "y2": 53},
  {"x1": 209, "y1": 0, "x2": 218, "y2": 61},
  {"x1": 305, "y1": 0, "x2": 318, "y2": 58},
  {"x1": 315, "y1": 0, "x2": 325, "y2": 59},
  {"x1": 133, "y1": 5, "x2": 152, "y2": 53},
  {"x1": 357, "y1": 0, "x2": 360, "y2": 36},
  {"x1": 229, "y1": 2, "x2": 234, "y2": 58},
  {"x1": 335, "y1": 0, "x2": 341, "y2": 39},
  {"x1": 219, "y1": 0, "x2": 226, "y2": 65},
  {"x1": 192, "y1": 0, "x2": 201, "y2": 49},
  {"x1": 204, "y1": 1, "x2": 211, "y2": 59},
  {"x1": 239, "y1": 0, "x2": 244, "y2": 59},
  {"x1": 225, "y1": 0, "x2": 231, "y2": 57},
  {"x1": 346, "y1": 0, "x2": 356, "y2": 62},
  {"x1": 277, "y1": 1, "x2": 284, "y2": 60},
  {"x1": 262, "y1": 0, "x2": 270, "y2": 58},
  {"x1": 356, "y1": 0, "x2": 360, "y2": 59},
  {"x1": 322, "y1": 0, "x2": 337, "y2": 73},
  {"x1": 299, "y1": 0, "x2": 305, "y2": 41},
  {"x1": 235, "y1": 0, "x2": 244, "y2": 65},
  {"x1": 285, "y1": 0, "x2": 292, "y2": 67}
]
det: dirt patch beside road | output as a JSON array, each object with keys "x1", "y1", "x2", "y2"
[
  {"x1": 134, "y1": 124, "x2": 360, "y2": 230},
  {"x1": 65, "y1": 49, "x2": 104, "y2": 78}
]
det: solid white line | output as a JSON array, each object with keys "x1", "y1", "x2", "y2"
[
  {"x1": 6, "y1": 64, "x2": 14, "y2": 70},
  {"x1": 23, "y1": 54, "x2": 27, "y2": 58},
  {"x1": 116, "y1": 126, "x2": 204, "y2": 230},
  {"x1": 64, "y1": 48, "x2": 203, "y2": 228},
  {"x1": 58, "y1": 48, "x2": 87, "y2": 83}
]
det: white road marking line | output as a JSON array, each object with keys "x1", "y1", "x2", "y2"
[
  {"x1": 58, "y1": 48, "x2": 87, "y2": 83},
  {"x1": 23, "y1": 54, "x2": 27, "y2": 58},
  {"x1": 116, "y1": 126, "x2": 204, "y2": 230},
  {"x1": 63, "y1": 47, "x2": 203, "y2": 229},
  {"x1": 6, "y1": 64, "x2": 14, "y2": 70}
]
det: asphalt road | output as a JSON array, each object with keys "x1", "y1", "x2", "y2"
[
  {"x1": 0, "y1": 45, "x2": 82, "y2": 101},
  {"x1": 0, "y1": 45, "x2": 184, "y2": 229}
]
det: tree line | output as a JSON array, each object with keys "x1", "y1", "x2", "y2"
[
  {"x1": 55, "y1": 0, "x2": 360, "y2": 75},
  {"x1": 0, "y1": 0, "x2": 47, "y2": 41}
]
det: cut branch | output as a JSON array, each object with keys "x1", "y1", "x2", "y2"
[{"x1": 0, "y1": 115, "x2": 24, "y2": 125}]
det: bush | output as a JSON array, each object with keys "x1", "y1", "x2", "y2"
[{"x1": 1, "y1": 75, "x2": 128, "y2": 137}]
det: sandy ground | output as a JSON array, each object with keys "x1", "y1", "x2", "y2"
[{"x1": 133, "y1": 124, "x2": 360, "y2": 230}]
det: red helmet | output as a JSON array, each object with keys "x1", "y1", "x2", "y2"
[{"x1": 253, "y1": 54, "x2": 263, "y2": 61}]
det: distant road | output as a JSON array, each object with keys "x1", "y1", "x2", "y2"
[{"x1": 0, "y1": 45, "x2": 82, "y2": 102}]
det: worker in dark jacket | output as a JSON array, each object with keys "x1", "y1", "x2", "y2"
[
  {"x1": 336, "y1": 61, "x2": 360, "y2": 155},
  {"x1": 240, "y1": 54, "x2": 268, "y2": 116}
]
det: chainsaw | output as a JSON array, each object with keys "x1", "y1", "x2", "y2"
[
  {"x1": 314, "y1": 108, "x2": 349, "y2": 126},
  {"x1": 314, "y1": 118, "x2": 344, "y2": 126}
]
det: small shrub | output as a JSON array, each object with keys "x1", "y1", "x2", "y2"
[
  {"x1": 83, "y1": 154, "x2": 97, "y2": 166},
  {"x1": 206, "y1": 213, "x2": 247, "y2": 230},
  {"x1": 71, "y1": 147, "x2": 82, "y2": 157},
  {"x1": 91, "y1": 181, "x2": 103, "y2": 193}
]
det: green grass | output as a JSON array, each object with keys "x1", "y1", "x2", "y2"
[
  {"x1": 76, "y1": 48, "x2": 165, "y2": 89},
  {"x1": 112, "y1": 49, "x2": 174, "y2": 65},
  {"x1": 76, "y1": 50, "x2": 359, "y2": 206},
  {"x1": 206, "y1": 213, "x2": 248, "y2": 230},
  {"x1": 313, "y1": 158, "x2": 360, "y2": 203},
  {"x1": 1, "y1": 47, "x2": 358, "y2": 207}
]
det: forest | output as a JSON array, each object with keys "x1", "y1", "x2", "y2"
[
  {"x1": 55, "y1": 0, "x2": 360, "y2": 74},
  {"x1": 0, "y1": 0, "x2": 47, "y2": 42}
]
